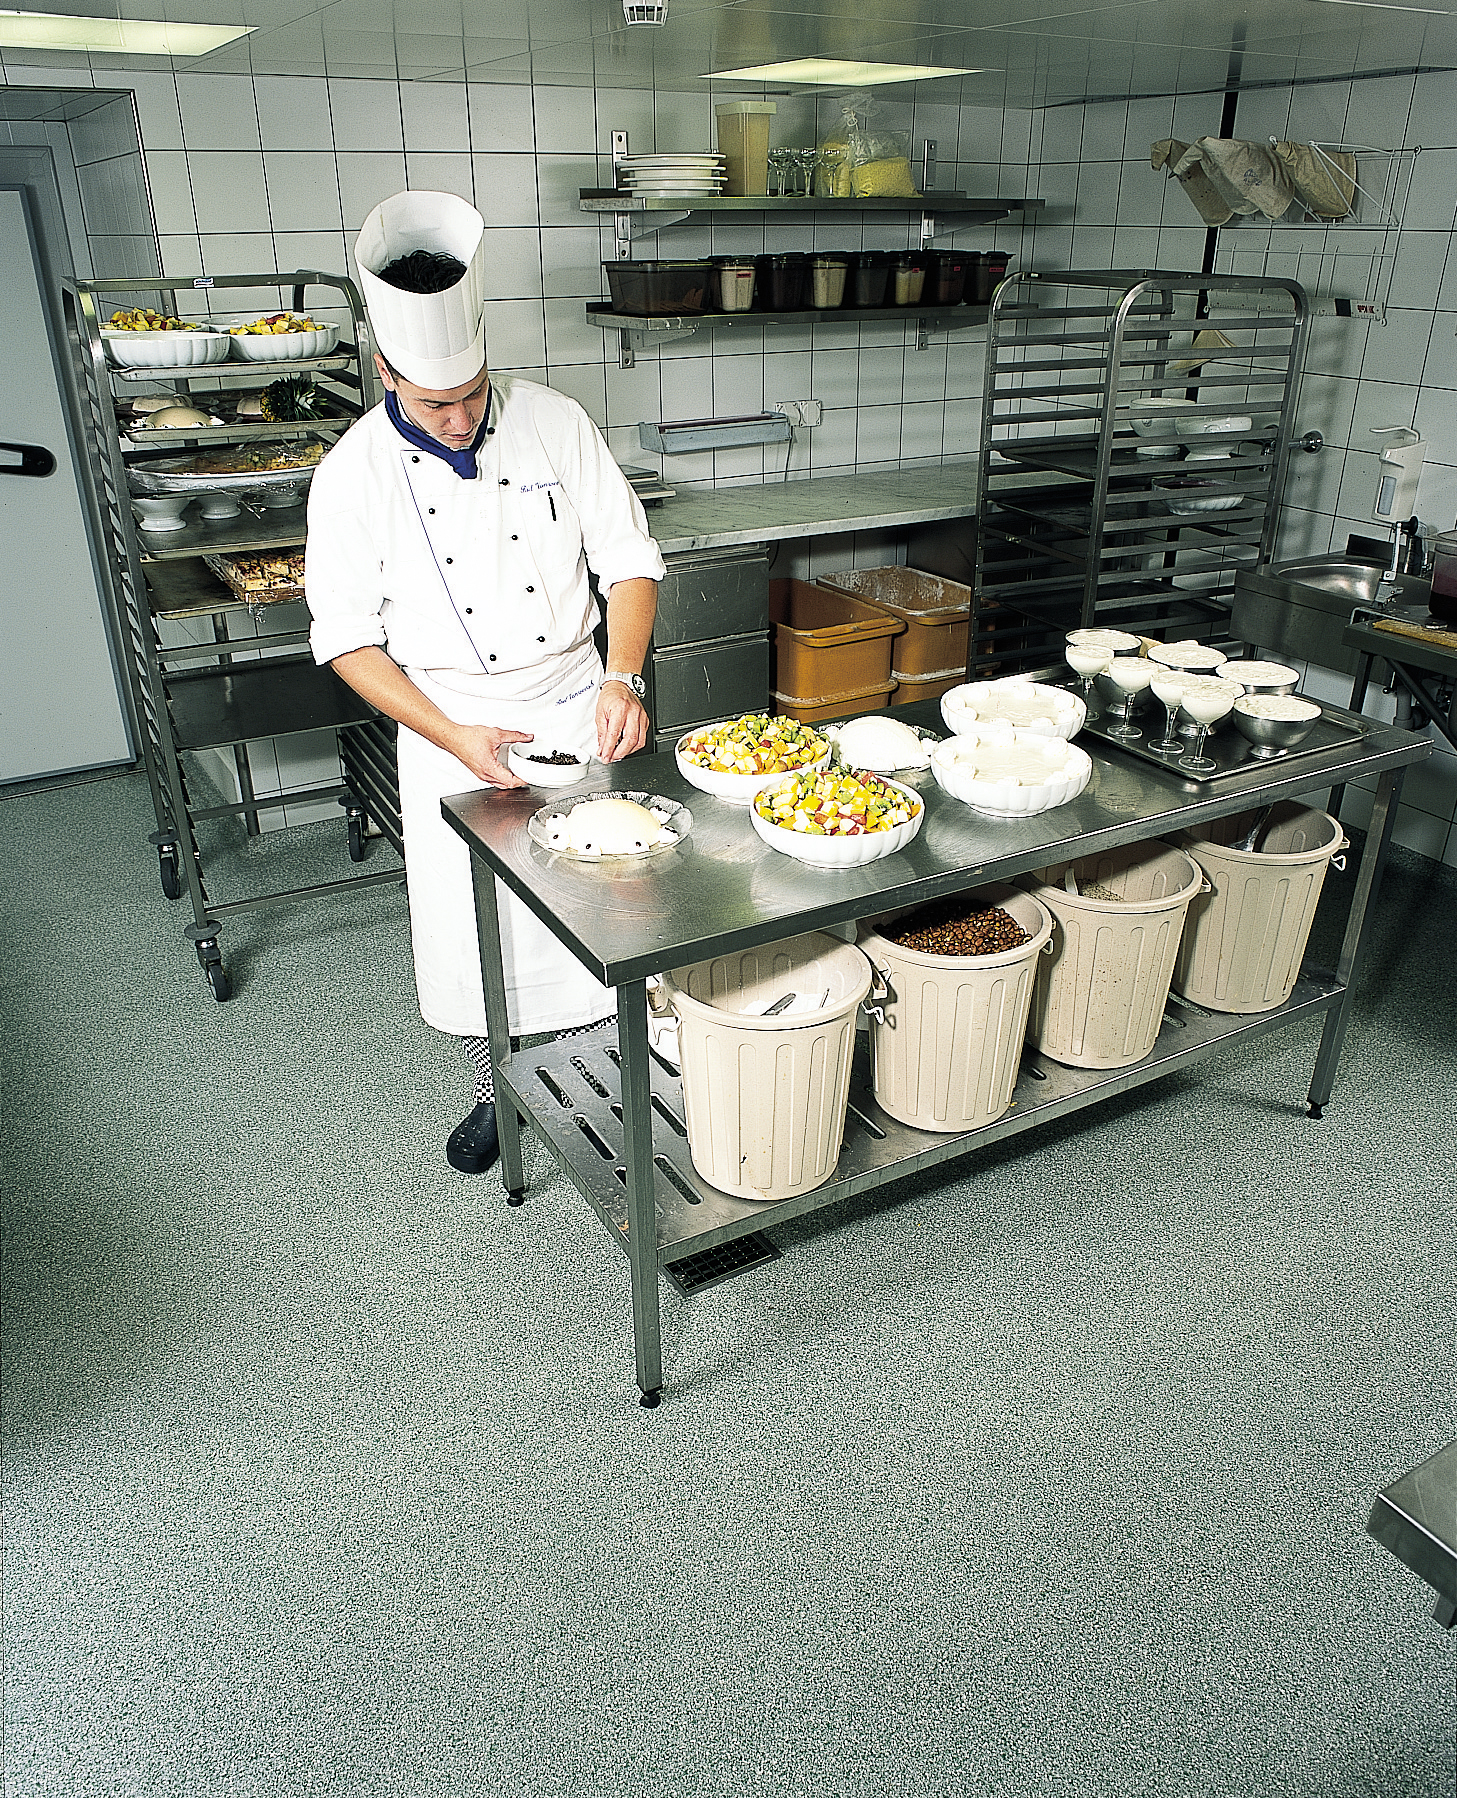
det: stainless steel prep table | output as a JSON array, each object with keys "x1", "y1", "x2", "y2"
[
  {"x1": 1367, "y1": 1438, "x2": 1457, "y2": 1629},
  {"x1": 443, "y1": 704, "x2": 1430, "y2": 1407}
]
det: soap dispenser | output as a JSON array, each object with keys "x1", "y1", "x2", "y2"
[{"x1": 1370, "y1": 426, "x2": 1424, "y2": 523}]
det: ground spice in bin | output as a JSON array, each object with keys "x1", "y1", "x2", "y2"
[{"x1": 885, "y1": 901, "x2": 1030, "y2": 956}]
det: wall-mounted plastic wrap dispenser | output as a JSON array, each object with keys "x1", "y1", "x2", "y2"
[
  {"x1": 638, "y1": 414, "x2": 792, "y2": 455},
  {"x1": 1371, "y1": 426, "x2": 1424, "y2": 523}
]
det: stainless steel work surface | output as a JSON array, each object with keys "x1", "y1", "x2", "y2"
[
  {"x1": 647, "y1": 464, "x2": 978, "y2": 556},
  {"x1": 442, "y1": 700, "x2": 1428, "y2": 988},
  {"x1": 1367, "y1": 1438, "x2": 1457, "y2": 1624},
  {"x1": 1345, "y1": 615, "x2": 1457, "y2": 680}
]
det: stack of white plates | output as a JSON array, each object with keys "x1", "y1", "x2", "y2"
[{"x1": 616, "y1": 152, "x2": 726, "y2": 197}]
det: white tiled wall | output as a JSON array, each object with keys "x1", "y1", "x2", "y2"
[{"x1": 5, "y1": 59, "x2": 1453, "y2": 860}]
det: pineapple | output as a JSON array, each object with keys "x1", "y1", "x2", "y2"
[{"x1": 259, "y1": 375, "x2": 326, "y2": 422}]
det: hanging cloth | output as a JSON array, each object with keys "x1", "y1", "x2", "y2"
[
  {"x1": 1152, "y1": 138, "x2": 1297, "y2": 225},
  {"x1": 1273, "y1": 142, "x2": 1357, "y2": 218}
]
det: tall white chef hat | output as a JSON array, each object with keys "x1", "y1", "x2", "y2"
[{"x1": 355, "y1": 190, "x2": 487, "y2": 391}]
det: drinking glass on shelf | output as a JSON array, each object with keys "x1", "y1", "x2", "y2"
[
  {"x1": 1104, "y1": 657, "x2": 1154, "y2": 740},
  {"x1": 1149, "y1": 672, "x2": 1188, "y2": 754},
  {"x1": 767, "y1": 148, "x2": 790, "y2": 197},
  {"x1": 1179, "y1": 685, "x2": 1236, "y2": 772},
  {"x1": 1066, "y1": 645, "x2": 1111, "y2": 715},
  {"x1": 792, "y1": 149, "x2": 818, "y2": 195}
]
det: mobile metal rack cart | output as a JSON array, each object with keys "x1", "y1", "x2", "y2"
[
  {"x1": 444, "y1": 704, "x2": 1428, "y2": 1408},
  {"x1": 65, "y1": 271, "x2": 403, "y2": 1001},
  {"x1": 973, "y1": 270, "x2": 1317, "y2": 674}
]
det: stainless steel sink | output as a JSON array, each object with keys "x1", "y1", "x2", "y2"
[
  {"x1": 1271, "y1": 557, "x2": 1392, "y2": 604},
  {"x1": 1232, "y1": 554, "x2": 1432, "y2": 677}
]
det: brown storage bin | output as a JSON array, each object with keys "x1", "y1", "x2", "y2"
[
  {"x1": 772, "y1": 678, "x2": 899, "y2": 724},
  {"x1": 888, "y1": 666, "x2": 966, "y2": 707},
  {"x1": 770, "y1": 579, "x2": 904, "y2": 701},
  {"x1": 817, "y1": 566, "x2": 971, "y2": 679}
]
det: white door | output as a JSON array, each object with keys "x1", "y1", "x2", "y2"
[{"x1": 0, "y1": 186, "x2": 131, "y2": 782}]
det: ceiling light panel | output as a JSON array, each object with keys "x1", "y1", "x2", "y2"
[
  {"x1": 0, "y1": 9, "x2": 253, "y2": 54},
  {"x1": 705, "y1": 55, "x2": 979, "y2": 83}
]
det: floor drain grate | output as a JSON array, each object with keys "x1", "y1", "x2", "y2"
[{"x1": 665, "y1": 1232, "x2": 781, "y2": 1295}]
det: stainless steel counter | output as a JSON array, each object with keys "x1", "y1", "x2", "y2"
[
  {"x1": 1368, "y1": 1438, "x2": 1457, "y2": 1629},
  {"x1": 444, "y1": 702, "x2": 1430, "y2": 1407},
  {"x1": 648, "y1": 463, "x2": 979, "y2": 556}
]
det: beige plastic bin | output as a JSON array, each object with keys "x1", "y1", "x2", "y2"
[
  {"x1": 1172, "y1": 805, "x2": 1347, "y2": 1013},
  {"x1": 858, "y1": 886, "x2": 1053, "y2": 1133},
  {"x1": 659, "y1": 931, "x2": 872, "y2": 1203},
  {"x1": 1026, "y1": 842, "x2": 1205, "y2": 1069}
]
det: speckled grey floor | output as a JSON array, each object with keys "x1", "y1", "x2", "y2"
[{"x1": 3, "y1": 771, "x2": 1454, "y2": 1798}]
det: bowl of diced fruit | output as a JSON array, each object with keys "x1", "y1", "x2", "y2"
[
  {"x1": 750, "y1": 769, "x2": 924, "y2": 867},
  {"x1": 675, "y1": 714, "x2": 831, "y2": 804},
  {"x1": 101, "y1": 308, "x2": 231, "y2": 368},
  {"x1": 224, "y1": 312, "x2": 340, "y2": 362}
]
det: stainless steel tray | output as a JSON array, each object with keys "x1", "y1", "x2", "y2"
[{"x1": 1073, "y1": 690, "x2": 1362, "y2": 782}]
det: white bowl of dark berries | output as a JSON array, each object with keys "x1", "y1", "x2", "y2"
[{"x1": 508, "y1": 744, "x2": 590, "y2": 787}]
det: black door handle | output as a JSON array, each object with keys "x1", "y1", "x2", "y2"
[{"x1": 0, "y1": 441, "x2": 57, "y2": 478}]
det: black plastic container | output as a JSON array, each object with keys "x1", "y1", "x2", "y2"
[
  {"x1": 848, "y1": 251, "x2": 890, "y2": 308},
  {"x1": 973, "y1": 251, "x2": 1009, "y2": 303},
  {"x1": 760, "y1": 252, "x2": 807, "y2": 311},
  {"x1": 603, "y1": 260, "x2": 713, "y2": 315},
  {"x1": 924, "y1": 250, "x2": 968, "y2": 305}
]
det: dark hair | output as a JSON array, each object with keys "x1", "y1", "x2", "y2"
[{"x1": 376, "y1": 249, "x2": 466, "y2": 294}]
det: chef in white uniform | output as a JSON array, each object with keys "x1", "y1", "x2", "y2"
[{"x1": 305, "y1": 191, "x2": 664, "y2": 1174}]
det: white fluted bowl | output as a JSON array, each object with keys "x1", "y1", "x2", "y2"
[
  {"x1": 227, "y1": 323, "x2": 340, "y2": 361},
  {"x1": 940, "y1": 677, "x2": 1087, "y2": 742},
  {"x1": 102, "y1": 329, "x2": 231, "y2": 368},
  {"x1": 675, "y1": 721, "x2": 830, "y2": 805},
  {"x1": 932, "y1": 723, "x2": 1093, "y2": 818},
  {"x1": 749, "y1": 775, "x2": 924, "y2": 868}
]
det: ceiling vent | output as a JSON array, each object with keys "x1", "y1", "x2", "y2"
[{"x1": 622, "y1": 0, "x2": 668, "y2": 22}]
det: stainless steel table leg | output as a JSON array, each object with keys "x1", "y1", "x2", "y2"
[
  {"x1": 469, "y1": 851, "x2": 526, "y2": 1201},
  {"x1": 1307, "y1": 764, "x2": 1406, "y2": 1117},
  {"x1": 617, "y1": 978, "x2": 664, "y2": 1407}
]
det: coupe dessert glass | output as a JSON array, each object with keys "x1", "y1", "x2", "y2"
[
  {"x1": 1149, "y1": 672, "x2": 1187, "y2": 754},
  {"x1": 1104, "y1": 656, "x2": 1154, "y2": 740},
  {"x1": 1179, "y1": 684, "x2": 1236, "y2": 773},
  {"x1": 1066, "y1": 645, "x2": 1112, "y2": 715}
]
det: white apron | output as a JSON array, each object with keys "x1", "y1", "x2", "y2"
[{"x1": 396, "y1": 650, "x2": 616, "y2": 1038}]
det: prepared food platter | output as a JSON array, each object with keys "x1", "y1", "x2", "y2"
[
  {"x1": 527, "y1": 792, "x2": 691, "y2": 860},
  {"x1": 203, "y1": 550, "x2": 306, "y2": 604},
  {"x1": 823, "y1": 715, "x2": 939, "y2": 773},
  {"x1": 127, "y1": 438, "x2": 326, "y2": 502}
]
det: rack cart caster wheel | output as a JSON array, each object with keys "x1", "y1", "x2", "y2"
[
  {"x1": 347, "y1": 814, "x2": 366, "y2": 863},
  {"x1": 506, "y1": 1189, "x2": 526, "y2": 1208},
  {"x1": 158, "y1": 842, "x2": 182, "y2": 900},
  {"x1": 1307, "y1": 1102, "x2": 1324, "y2": 1120},
  {"x1": 206, "y1": 962, "x2": 232, "y2": 1002},
  {"x1": 639, "y1": 1389, "x2": 661, "y2": 1410}
]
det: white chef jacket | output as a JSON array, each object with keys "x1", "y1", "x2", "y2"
[
  {"x1": 304, "y1": 376, "x2": 666, "y2": 1039},
  {"x1": 306, "y1": 375, "x2": 665, "y2": 690}
]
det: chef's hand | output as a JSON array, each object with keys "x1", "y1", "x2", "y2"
[
  {"x1": 596, "y1": 681, "x2": 649, "y2": 763},
  {"x1": 450, "y1": 724, "x2": 532, "y2": 788}
]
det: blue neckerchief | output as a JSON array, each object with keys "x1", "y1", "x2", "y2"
[{"x1": 384, "y1": 384, "x2": 492, "y2": 479}]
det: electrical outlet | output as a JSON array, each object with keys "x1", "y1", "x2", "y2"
[{"x1": 771, "y1": 400, "x2": 822, "y2": 428}]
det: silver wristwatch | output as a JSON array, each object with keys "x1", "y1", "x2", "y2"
[{"x1": 603, "y1": 670, "x2": 647, "y2": 699}]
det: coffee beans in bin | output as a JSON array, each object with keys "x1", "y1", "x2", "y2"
[{"x1": 603, "y1": 260, "x2": 713, "y2": 316}]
